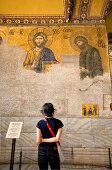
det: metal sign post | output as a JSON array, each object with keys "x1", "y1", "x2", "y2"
[
  {"x1": 6, "y1": 122, "x2": 23, "y2": 170},
  {"x1": 9, "y1": 138, "x2": 16, "y2": 170}
]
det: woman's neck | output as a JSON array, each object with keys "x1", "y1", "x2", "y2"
[{"x1": 45, "y1": 116, "x2": 53, "y2": 118}]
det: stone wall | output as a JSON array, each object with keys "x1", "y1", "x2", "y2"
[{"x1": 0, "y1": 25, "x2": 112, "y2": 166}]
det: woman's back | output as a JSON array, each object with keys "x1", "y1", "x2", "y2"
[{"x1": 37, "y1": 117, "x2": 63, "y2": 147}]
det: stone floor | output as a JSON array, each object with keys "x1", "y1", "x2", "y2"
[{"x1": 0, "y1": 164, "x2": 110, "y2": 170}]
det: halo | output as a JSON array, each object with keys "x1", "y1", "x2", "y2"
[
  {"x1": 28, "y1": 28, "x2": 55, "y2": 48},
  {"x1": 0, "y1": 30, "x2": 7, "y2": 39},
  {"x1": 70, "y1": 31, "x2": 92, "y2": 50}
]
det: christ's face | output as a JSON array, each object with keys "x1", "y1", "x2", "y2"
[{"x1": 34, "y1": 35, "x2": 45, "y2": 47}]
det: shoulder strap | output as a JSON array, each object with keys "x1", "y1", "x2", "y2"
[
  {"x1": 44, "y1": 119, "x2": 60, "y2": 145},
  {"x1": 44, "y1": 118, "x2": 55, "y2": 137}
]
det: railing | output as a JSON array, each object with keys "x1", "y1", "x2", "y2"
[
  {"x1": 18, "y1": 147, "x2": 112, "y2": 170},
  {"x1": 0, "y1": 147, "x2": 112, "y2": 169},
  {"x1": 108, "y1": 148, "x2": 112, "y2": 169}
]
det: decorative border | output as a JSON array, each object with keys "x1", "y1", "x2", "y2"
[
  {"x1": 0, "y1": 18, "x2": 106, "y2": 26},
  {"x1": 82, "y1": 0, "x2": 110, "y2": 20},
  {"x1": 0, "y1": 0, "x2": 66, "y2": 18},
  {"x1": 103, "y1": 0, "x2": 112, "y2": 18},
  {"x1": 0, "y1": 0, "x2": 69, "y2": 26},
  {"x1": 78, "y1": 0, "x2": 90, "y2": 20},
  {"x1": 0, "y1": 0, "x2": 71, "y2": 26},
  {"x1": 72, "y1": 0, "x2": 110, "y2": 25},
  {"x1": 0, "y1": 0, "x2": 110, "y2": 26}
]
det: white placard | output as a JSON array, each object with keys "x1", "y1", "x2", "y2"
[{"x1": 6, "y1": 122, "x2": 23, "y2": 139}]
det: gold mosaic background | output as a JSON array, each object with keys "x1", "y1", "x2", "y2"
[{"x1": 0, "y1": 25, "x2": 109, "y2": 72}]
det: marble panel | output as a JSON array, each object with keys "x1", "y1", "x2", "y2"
[
  {"x1": 67, "y1": 118, "x2": 91, "y2": 133},
  {"x1": 91, "y1": 119, "x2": 112, "y2": 134}
]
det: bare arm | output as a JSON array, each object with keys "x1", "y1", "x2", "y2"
[
  {"x1": 42, "y1": 128, "x2": 62, "y2": 143},
  {"x1": 36, "y1": 128, "x2": 42, "y2": 145}
]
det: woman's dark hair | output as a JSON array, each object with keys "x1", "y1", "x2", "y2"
[{"x1": 41, "y1": 103, "x2": 55, "y2": 117}]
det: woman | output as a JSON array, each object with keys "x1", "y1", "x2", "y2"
[{"x1": 36, "y1": 103, "x2": 64, "y2": 170}]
